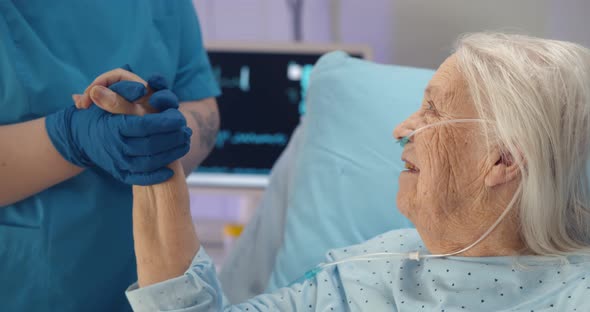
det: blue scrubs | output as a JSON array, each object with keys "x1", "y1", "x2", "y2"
[{"x1": 0, "y1": 1, "x2": 219, "y2": 311}]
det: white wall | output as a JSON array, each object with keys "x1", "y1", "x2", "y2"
[
  {"x1": 193, "y1": 0, "x2": 395, "y2": 62},
  {"x1": 193, "y1": 0, "x2": 333, "y2": 42},
  {"x1": 193, "y1": 0, "x2": 590, "y2": 68},
  {"x1": 389, "y1": 0, "x2": 590, "y2": 69},
  {"x1": 390, "y1": 0, "x2": 549, "y2": 68},
  {"x1": 547, "y1": 0, "x2": 590, "y2": 48}
]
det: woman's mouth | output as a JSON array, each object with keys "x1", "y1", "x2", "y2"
[{"x1": 403, "y1": 159, "x2": 420, "y2": 173}]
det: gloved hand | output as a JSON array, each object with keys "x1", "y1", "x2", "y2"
[
  {"x1": 46, "y1": 75, "x2": 191, "y2": 185},
  {"x1": 107, "y1": 74, "x2": 179, "y2": 113}
]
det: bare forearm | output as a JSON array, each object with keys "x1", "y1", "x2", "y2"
[
  {"x1": 132, "y1": 160, "x2": 200, "y2": 287},
  {"x1": 179, "y1": 98, "x2": 219, "y2": 175},
  {"x1": 0, "y1": 118, "x2": 83, "y2": 206}
]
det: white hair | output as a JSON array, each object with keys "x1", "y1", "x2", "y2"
[{"x1": 455, "y1": 33, "x2": 590, "y2": 257}]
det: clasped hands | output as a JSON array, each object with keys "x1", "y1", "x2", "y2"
[{"x1": 46, "y1": 66, "x2": 190, "y2": 185}]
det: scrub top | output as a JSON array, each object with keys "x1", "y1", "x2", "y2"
[{"x1": 0, "y1": 1, "x2": 220, "y2": 311}]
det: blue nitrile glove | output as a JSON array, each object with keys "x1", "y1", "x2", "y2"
[
  {"x1": 109, "y1": 75, "x2": 178, "y2": 112},
  {"x1": 46, "y1": 78, "x2": 190, "y2": 185},
  {"x1": 109, "y1": 65, "x2": 176, "y2": 111}
]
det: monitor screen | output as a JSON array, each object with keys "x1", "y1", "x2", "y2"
[{"x1": 188, "y1": 43, "x2": 371, "y2": 188}]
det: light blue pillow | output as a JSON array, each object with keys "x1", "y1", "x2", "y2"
[{"x1": 267, "y1": 51, "x2": 435, "y2": 290}]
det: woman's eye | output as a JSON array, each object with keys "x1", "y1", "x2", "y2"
[{"x1": 426, "y1": 101, "x2": 436, "y2": 111}]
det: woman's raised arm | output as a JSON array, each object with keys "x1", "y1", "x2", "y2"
[{"x1": 81, "y1": 70, "x2": 201, "y2": 286}]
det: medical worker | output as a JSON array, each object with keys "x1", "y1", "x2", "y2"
[{"x1": 0, "y1": 1, "x2": 220, "y2": 311}]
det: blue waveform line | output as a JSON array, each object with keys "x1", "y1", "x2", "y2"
[
  {"x1": 213, "y1": 65, "x2": 250, "y2": 92},
  {"x1": 215, "y1": 130, "x2": 288, "y2": 148},
  {"x1": 231, "y1": 132, "x2": 287, "y2": 146},
  {"x1": 215, "y1": 130, "x2": 232, "y2": 148}
]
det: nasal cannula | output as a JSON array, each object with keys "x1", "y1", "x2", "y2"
[{"x1": 294, "y1": 118, "x2": 522, "y2": 283}]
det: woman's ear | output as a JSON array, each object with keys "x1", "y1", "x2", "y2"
[{"x1": 485, "y1": 149, "x2": 522, "y2": 187}]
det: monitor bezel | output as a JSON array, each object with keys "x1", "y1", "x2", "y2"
[{"x1": 204, "y1": 41, "x2": 373, "y2": 60}]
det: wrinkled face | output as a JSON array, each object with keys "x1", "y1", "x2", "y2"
[{"x1": 393, "y1": 55, "x2": 492, "y2": 235}]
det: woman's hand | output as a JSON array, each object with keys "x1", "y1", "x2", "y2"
[
  {"x1": 74, "y1": 68, "x2": 161, "y2": 115},
  {"x1": 79, "y1": 70, "x2": 200, "y2": 287}
]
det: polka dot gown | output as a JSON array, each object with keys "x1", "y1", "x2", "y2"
[{"x1": 126, "y1": 229, "x2": 590, "y2": 311}]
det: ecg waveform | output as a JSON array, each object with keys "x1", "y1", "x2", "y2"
[
  {"x1": 201, "y1": 52, "x2": 326, "y2": 174},
  {"x1": 198, "y1": 166, "x2": 270, "y2": 174},
  {"x1": 215, "y1": 130, "x2": 288, "y2": 149},
  {"x1": 213, "y1": 65, "x2": 251, "y2": 92}
]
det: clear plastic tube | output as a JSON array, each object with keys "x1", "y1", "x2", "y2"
[
  {"x1": 293, "y1": 118, "x2": 521, "y2": 284},
  {"x1": 297, "y1": 182, "x2": 521, "y2": 283},
  {"x1": 397, "y1": 118, "x2": 487, "y2": 147}
]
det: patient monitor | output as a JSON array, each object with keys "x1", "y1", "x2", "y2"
[{"x1": 187, "y1": 42, "x2": 372, "y2": 188}]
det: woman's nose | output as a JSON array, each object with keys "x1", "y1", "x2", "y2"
[{"x1": 393, "y1": 113, "x2": 422, "y2": 141}]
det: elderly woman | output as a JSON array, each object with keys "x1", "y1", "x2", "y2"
[{"x1": 89, "y1": 33, "x2": 590, "y2": 311}]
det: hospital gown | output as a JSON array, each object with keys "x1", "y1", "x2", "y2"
[{"x1": 126, "y1": 229, "x2": 590, "y2": 311}]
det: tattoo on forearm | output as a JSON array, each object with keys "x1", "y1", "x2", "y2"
[{"x1": 190, "y1": 110, "x2": 219, "y2": 152}]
